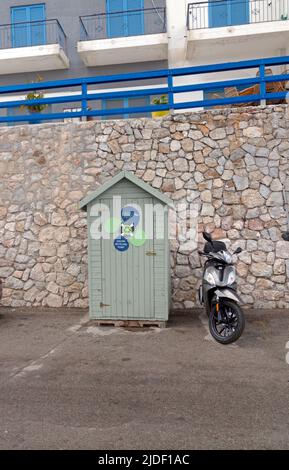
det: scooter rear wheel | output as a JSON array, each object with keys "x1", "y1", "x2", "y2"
[{"x1": 209, "y1": 299, "x2": 245, "y2": 345}]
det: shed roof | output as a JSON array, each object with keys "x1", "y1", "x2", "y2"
[{"x1": 79, "y1": 171, "x2": 174, "y2": 210}]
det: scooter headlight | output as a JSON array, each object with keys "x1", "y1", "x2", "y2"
[
  {"x1": 227, "y1": 269, "x2": 236, "y2": 285},
  {"x1": 204, "y1": 272, "x2": 216, "y2": 286}
]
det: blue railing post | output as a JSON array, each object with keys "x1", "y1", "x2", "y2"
[
  {"x1": 259, "y1": 64, "x2": 266, "y2": 107},
  {"x1": 82, "y1": 83, "x2": 88, "y2": 117},
  {"x1": 168, "y1": 71, "x2": 174, "y2": 113}
]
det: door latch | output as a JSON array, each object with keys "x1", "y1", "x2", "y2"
[
  {"x1": 100, "y1": 302, "x2": 110, "y2": 308},
  {"x1": 146, "y1": 251, "x2": 156, "y2": 256}
]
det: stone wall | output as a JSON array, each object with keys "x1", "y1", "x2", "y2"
[{"x1": 0, "y1": 105, "x2": 289, "y2": 309}]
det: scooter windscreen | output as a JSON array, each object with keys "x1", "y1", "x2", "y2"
[
  {"x1": 209, "y1": 250, "x2": 232, "y2": 264},
  {"x1": 204, "y1": 240, "x2": 226, "y2": 254}
]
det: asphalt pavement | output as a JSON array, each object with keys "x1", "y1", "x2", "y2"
[{"x1": 0, "y1": 307, "x2": 288, "y2": 450}]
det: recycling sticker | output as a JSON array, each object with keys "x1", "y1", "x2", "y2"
[{"x1": 113, "y1": 236, "x2": 129, "y2": 252}]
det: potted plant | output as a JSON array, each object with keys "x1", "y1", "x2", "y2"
[
  {"x1": 151, "y1": 95, "x2": 169, "y2": 119},
  {"x1": 21, "y1": 76, "x2": 48, "y2": 124}
]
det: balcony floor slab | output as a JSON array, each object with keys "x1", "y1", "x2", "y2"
[
  {"x1": 187, "y1": 20, "x2": 289, "y2": 62},
  {"x1": 0, "y1": 44, "x2": 69, "y2": 75},
  {"x1": 78, "y1": 33, "x2": 168, "y2": 66}
]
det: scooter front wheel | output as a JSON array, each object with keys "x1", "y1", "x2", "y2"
[{"x1": 209, "y1": 299, "x2": 245, "y2": 345}]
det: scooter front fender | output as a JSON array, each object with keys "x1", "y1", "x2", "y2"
[{"x1": 214, "y1": 288, "x2": 243, "y2": 305}]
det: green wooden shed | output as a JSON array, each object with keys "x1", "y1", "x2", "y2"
[{"x1": 80, "y1": 171, "x2": 172, "y2": 327}]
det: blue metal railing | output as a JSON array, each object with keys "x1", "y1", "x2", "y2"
[
  {"x1": 0, "y1": 19, "x2": 67, "y2": 51},
  {"x1": 80, "y1": 7, "x2": 166, "y2": 41},
  {"x1": 188, "y1": 0, "x2": 289, "y2": 30},
  {"x1": 0, "y1": 55, "x2": 289, "y2": 124}
]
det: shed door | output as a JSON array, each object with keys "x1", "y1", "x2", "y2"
[{"x1": 100, "y1": 198, "x2": 155, "y2": 320}]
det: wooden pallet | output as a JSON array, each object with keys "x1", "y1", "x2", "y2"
[
  {"x1": 211, "y1": 68, "x2": 287, "y2": 108},
  {"x1": 90, "y1": 319, "x2": 167, "y2": 329}
]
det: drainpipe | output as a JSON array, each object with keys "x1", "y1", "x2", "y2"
[{"x1": 282, "y1": 183, "x2": 289, "y2": 241}]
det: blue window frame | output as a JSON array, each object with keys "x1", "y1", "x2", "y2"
[
  {"x1": 11, "y1": 3, "x2": 46, "y2": 48},
  {"x1": 102, "y1": 96, "x2": 150, "y2": 120},
  {"x1": 106, "y1": 0, "x2": 144, "y2": 38},
  {"x1": 209, "y1": 0, "x2": 249, "y2": 28}
]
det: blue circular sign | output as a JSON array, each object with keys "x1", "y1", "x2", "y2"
[
  {"x1": 114, "y1": 236, "x2": 129, "y2": 252},
  {"x1": 121, "y1": 205, "x2": 140, "y2": 227}
]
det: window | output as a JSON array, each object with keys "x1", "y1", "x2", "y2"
[
  {"x1": 106, "y1": 0, "x2": 144, "y2": 38},
  {"x1": 102, "y1": 96, "x2": 150, "y2": 120},
  {"x1": 208, "y1": 0, "x2": 249, "y2": 28},
  {"x1": 11, "y1": 4, "x2": 46, "y2": 48}
]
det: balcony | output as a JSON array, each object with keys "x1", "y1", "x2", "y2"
[
  {"x1": 77, "y1": 8, "x2": 168, "y2": 66},
  {"x1": 187, "y1": 0, "x2": 289, "y2": 61},
  {"x1": 0, "y1": 19, "x2": 69, "y2": 75}
]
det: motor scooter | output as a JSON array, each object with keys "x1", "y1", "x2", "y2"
[{"x1": 198, "y1": 232, "x2": 245, "y2": 344}]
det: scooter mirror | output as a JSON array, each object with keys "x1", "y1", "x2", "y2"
[
  {"x1": 234, "y1": 247, "x2": 242, "y2": 254},
  {"x1": 282, "y1": 232, "x2": 289, "y2": 241},
  {"x1": 203, "y1": 232, "x2": 212, "y2": 243}
]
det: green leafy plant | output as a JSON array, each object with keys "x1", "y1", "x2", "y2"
[
  {"x1": 22, "y1": 75, "x2": 48, "y2": 113},
  {"x1": 281, "y1": 13, "x2": 288, "y2": 20},
  {"x1": 152, "y1": 95, "x2": 169, "y2": 106}
]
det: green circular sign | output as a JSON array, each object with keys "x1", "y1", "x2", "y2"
[
  {"x1": 104, "y1": 217, "x2": 120, "y2": 234},
  {"x1": 130, "y1": 230, "x2": 147, "y2": 247}
]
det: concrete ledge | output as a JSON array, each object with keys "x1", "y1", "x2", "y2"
[
  {"x1": 187, "y1": 21, "x2": 289, "y2": 61},
  {"x1": 77, "y1": 33, "x2": 168, "y2": 66},
  {"x1": 0, "y1": 44, "x2": 70, "y2": 74}
]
